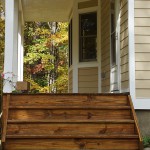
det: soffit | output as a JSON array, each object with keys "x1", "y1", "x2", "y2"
[{"x1": 22, "y1": 0, "x2": 74, "y2": 22}]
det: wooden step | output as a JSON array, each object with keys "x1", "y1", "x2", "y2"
[
  {"x1": 9, "y1": 105, "x2": 131, "y2": 109},
  {"x1": 7, "y1": 94, "x2": 129, "y2": 107},
  {"x1": 4, "y1": 138, "x2": 139, "y2": 150},
  {"x1": 7, "y1": 119, "x2": 135, "y2": 123},
  {"x1": 2, "y1": 94, "x2": 142, "y2": 150},
  {"x1": 6, "y1": 122, "x2": 136, "y2": 136},
  {"x1": 6, "y1": 134, "x2": 139, "y2": 139},
  {"x1": 8, "y1": 107, "x2": 132, "y2": 121}
]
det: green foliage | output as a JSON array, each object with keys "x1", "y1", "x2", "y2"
[
  {"x1": 0, "y1": 2, "x2": 5, "y2": 63},
  {"x1": 24, "y1": 22, "x2": 69, "y2": 93},
  {"x1": 0, "y1": 2, "x2": 4, "y2": 94},
  {"x1": 143, "y1": 136, "x2": 150, "y2": 148}
]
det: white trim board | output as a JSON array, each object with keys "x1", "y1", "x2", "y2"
[
  {"x1": 128, "y1": 0, "x2": 136, "y2": 103},
  {"x1": 134, "y1": 99, "x2": 150, "y2": 110}
]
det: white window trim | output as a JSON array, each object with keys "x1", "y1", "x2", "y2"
[
  {"x1": 134, "y1": 99, "x2": 150, "y2": 110},
  {"x1": 110, "y1": 0, "x2": 121, "y2": 93}
]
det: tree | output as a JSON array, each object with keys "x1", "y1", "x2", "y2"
[
  {"x1": 0, "y1": 2, "x2": 4, "y2": 72},
  {"x1": 0, "y1": 1, "x2": 4, "y2": 95},
  {"x1": 24, "y1": 22, "x2": 69, "y2": 93}
]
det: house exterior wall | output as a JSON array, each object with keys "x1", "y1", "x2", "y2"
[
  {"x1": 69, "y1": 0, "x2": 100, "y2": 93},
  {"x1": 101, "y1": 0, "x2": 111, "y2": 93},
  {"x1": 78, "y1": 67, "x2": 98, "y2": 93},
  {"x1": 134, "y1": 0, "x2": 150, "y2": 98},
  {"x1": 120, "y1": 0, "x2": 129, "y2": 92}
]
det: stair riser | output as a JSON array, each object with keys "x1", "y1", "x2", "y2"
[
  {"x1": 8, "y1": 109, "x2": 132, "y2": 120},
  {"x1": 7, "y1": 123, "x2": 136, "y2": 136},
  {"x1": 7, "y1": 95, "x2": 129, "y2": 106},
  {"x1": 4, "y1": 139, "x2": 139, "y2": 150}
]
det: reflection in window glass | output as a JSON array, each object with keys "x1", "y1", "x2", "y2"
[{"x1": 79, "y1": 12, "x2": 97, "y2": 62}]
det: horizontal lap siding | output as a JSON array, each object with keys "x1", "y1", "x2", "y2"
[
  {"x1": 135, "y1": 0, "x2": 150, "y2": 98},
  {"x1": 78, "y1": 67, "x2": 98, "y2": 93},
  {"x1": 69, "y1": 70, "x2": 73, "y2": 93},
  {"x1": 101, "y1": 0, "x2": 110, "y2": 93},
  {"x1": 120, "y1": 0, "x2": 129, "y2": 91}
]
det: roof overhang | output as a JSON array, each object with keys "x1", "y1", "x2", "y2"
[{"x1": 22, "y1": 0, "x2": 74, "y2": 22}]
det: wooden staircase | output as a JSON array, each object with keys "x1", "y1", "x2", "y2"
[{"x1": 1, "y1": 93, "x2": 143, "y2": 150}]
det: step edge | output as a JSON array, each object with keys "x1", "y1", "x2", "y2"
[{"x1": 7, "y1": 120, "x2": 135, "y2": 124}]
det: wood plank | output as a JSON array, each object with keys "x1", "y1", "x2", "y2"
[
  {"x1": 128, "y1": 96, "x2": 143, "y2": 150},
  {"x1": 136, "y1": 71, "x2": 150, "y2": 79},
  {"x1": 135, "y1": 9, "x2": 150, "y2": 18},
  {"x1": 135, "y1": 1, "x2": 150, "y2": 9},
  {"x1": 6, "y1": 135, "x2": 139, "y2": 139},
  {"x1": 7, "y1": 123, "x2": 135, "y2": 136},
  {"x1": 8, "y1": 108, "x2": 132, "y2": 120},
  {"x1": 7, "y1": 120, "x2": 134, "y2": 124},
  {"x1": 136, "y1": 80, "x2": 150, "y2": 89},
  {"x1": 4, "y1": 139, "x2": 139, "y2": 150},
  {"x1": 136, "y1": 62, "x2": 150, "y2": 71},
  {"x1": 9, "y1": 106, "x2": 131, "y2": 109},
  {"x1": 136, "y1": 53, "x2": 150, "y2": 61},
  {"x1": 120, "y1": 37, "x2": 128, "y2": 49},
  {"x1": 121, "y1": 63, "x2": 129, "y2": 73},
  {"x1": 135, "y1": 44, "x2": 150, "y2": 53},
  {"x1": 78, "y1": 81, "x2": 98, "y2": 88},
  {"x1": 121, "y1": 81, "x2": 129, "y2": 90},
  {"x1": 9, "y1": 95, "x2": 129, "y2": 106},
  {"x1": 3, "y1": 94, "x2": 141, "y2": 150},
  {"x1": 78, "y1": 67, "x2": 98, "y2": 76},
  {"x1": 136, "y1": 89, "x2": 150, "y2": 98},
  {"x1": 135, "y1": 27, "x2": 150, "y2": 35},
  {"x1": 135, "y1": 36, "x2": 150, "y2": 44},
  {"x1": 2, "y1": 94, "x2": 10, "y2": 143},
  {"x1": 135, "y1": 18, "x2": 150, "y2": 27}
]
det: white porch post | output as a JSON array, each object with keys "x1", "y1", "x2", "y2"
[
  {"x1": 3, "y1": 0, "x2": 19, "y2": 93},
  {"x1": 128, "y1": 0, "x2": 136, "y2": 105},
  {"x1": 18, "y1": 12, "x2": 24, "y2": 81}
]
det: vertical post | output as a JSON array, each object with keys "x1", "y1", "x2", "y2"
[
  {"x1": 18, "y1": 13, "x2": 24, "y2": 81},
  {"x1": 72, "y1": 1, "x2": 78, "y2": 93},
  {"x1": 3, "y1": 0, "x2": 19, "y2": 93},
  {"x1": 128, "y1": 0, "x2": 136, "y2": 106}
]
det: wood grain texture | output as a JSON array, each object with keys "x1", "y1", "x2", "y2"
[
  {"x1": 9, "y1": 95, "x2": 129, "y2": 106},
  {"x1": 2, "y1": 94, "x2": 10, "y2": 143},
  {"x1": 7, "y1": 123, "x2": 135, "y2": 136},
  {"x1": 4, "y1": 139, "x2": 139, "y2": 150},
  {"x1": 2, "y1": 94, "x2": 141, "y2": 150},
  {"x1": 8, "y1": 108, "x2": 132, "y2": 120}
]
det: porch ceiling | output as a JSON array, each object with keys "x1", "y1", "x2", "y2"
[{"x1": 22, "y1": 0, "x2": 74, "y2": 22}]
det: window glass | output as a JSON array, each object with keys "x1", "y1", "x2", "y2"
[
  {"x1": 79, "y1": 12, "x2": 97, "y2": 62},
  {"x1": 69, "y1": 19, "x2": 73, "y2": 67},
  {"x1": 111, "y1": 1, "x2": 116, "y2": 66}
]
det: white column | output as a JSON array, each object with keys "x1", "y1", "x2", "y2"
[
  {"x1": 18, "y1": 13, "x2": 24, "y2": 81},
  {"x1": 128, "y1": 0, "x2": 136, "y2": 104},
  {"x1": 3, "y1": 0, "x2": 19, "y2": 93},
  {"x1": 72, "y1": 1, "x2": 78, "y2": 93}
]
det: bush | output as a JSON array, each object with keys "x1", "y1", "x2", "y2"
[{"x1": 143, "y1": 136, "x2": 150, "y2": 148}]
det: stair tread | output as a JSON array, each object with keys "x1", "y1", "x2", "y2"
[
  {"x1": 9, "y1": 105, "x2": 131, "y2": 109},
  {"x1": 7, "y1": 119, "x2": 135, "y2": 123},
  {"x1": 6, "y1": 134, "x2": 139, "y2": 139}
]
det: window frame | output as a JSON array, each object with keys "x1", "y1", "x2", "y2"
[
  {"x1": 79, "y1": 12, "x2": 97, "y2": 62},
  {"x1": 69, "y1": 19, "x2": 73, "y2": 67}
]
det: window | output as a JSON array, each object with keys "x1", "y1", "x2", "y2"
[
  {"x1": 111, "y1": 0, "x2": 116, "y2": 66},
  {"x1": 79, "y1": 12, "x2": 97, "y2": 62},
  {"x1": 69, "y1": 19, "x2": 73, "y2": 67}
]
